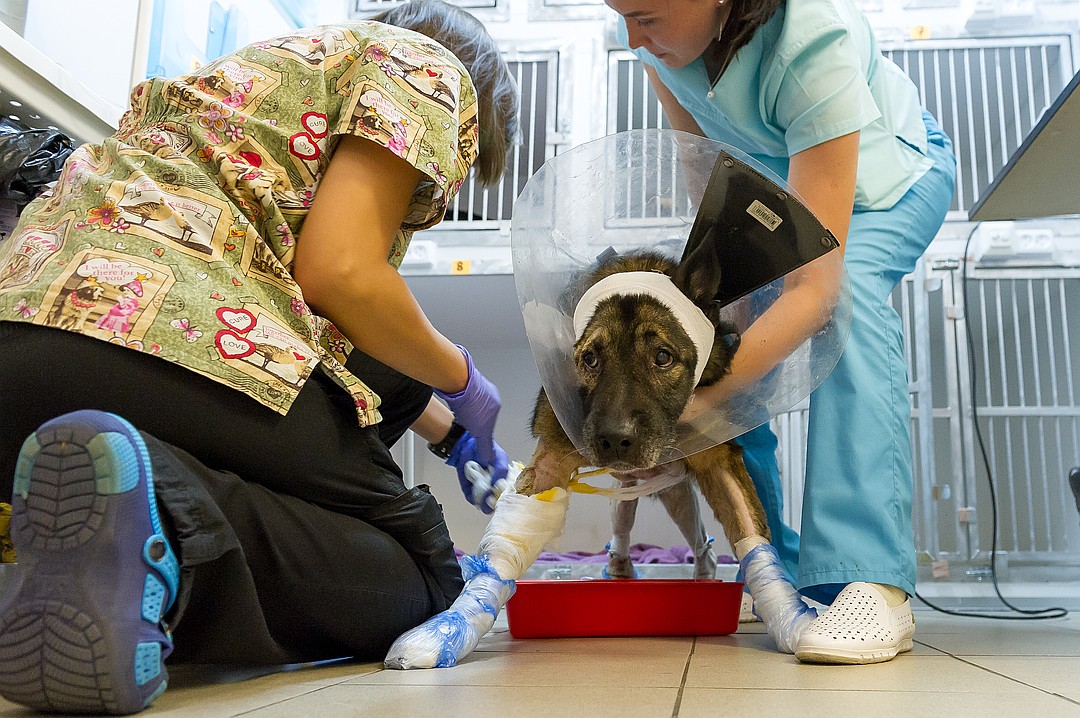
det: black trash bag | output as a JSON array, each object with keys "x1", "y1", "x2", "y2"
[{"x1": 0, "y1": 117, "x2": 75, "y2": 209}]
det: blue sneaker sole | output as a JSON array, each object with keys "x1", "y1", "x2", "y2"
[{"x1": 0, "y1": 411, "x2": 179, "y2": 715}]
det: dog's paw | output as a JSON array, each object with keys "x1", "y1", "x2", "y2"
[
  {"x1": 694, "y1": 545, "x2": 718, "y2": 579},
  {"x1": 605, "y1": 554, "x2": 637, "y2": 579},
  {"x1": 384, "y1": 567, "x2": 512, "y2": 669},
  {"x1": 384, "y1": 611, "x2": 481, "y2": 670}
]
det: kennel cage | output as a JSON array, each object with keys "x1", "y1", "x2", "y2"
[
  {"x1": 604, "y1": 36, "x2": 1080, "y2": 582},
  {"x1": 395, "y1": 28, "x2": 1080, "y2": 579}
]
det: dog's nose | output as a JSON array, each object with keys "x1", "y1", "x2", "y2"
[{"x1": 595, "y1": 427, "x2": 639, "y2": 465}]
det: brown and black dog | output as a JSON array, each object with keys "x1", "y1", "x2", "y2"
[{"x1": 516, "y1": 243, "x2": 771, "y2": 577}]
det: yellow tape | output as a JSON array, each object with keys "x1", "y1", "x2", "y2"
[
  {"x1": 531, "y1": 488, "x2": 562, "y2": 502},
  {"x1": 566, "y1": 467, "x2": 617, "y2": 496},
  {"x1": 522, "y1": 467, "x2": 614, "y2": 500}
]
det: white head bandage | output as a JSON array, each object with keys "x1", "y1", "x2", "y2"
[{"x1": 572, "y1": 271, "x2": 716, "y2": 385}]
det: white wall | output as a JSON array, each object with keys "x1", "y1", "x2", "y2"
[
  {"x1": 21, "y1": 0, "x2": 300, "y2": 115},
  {"x1": 23, "y1": 0, "x2": 140, "y2": 114}
]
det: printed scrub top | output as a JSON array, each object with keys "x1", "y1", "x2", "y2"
[
  {"x1": 619, "y1": 0, "x2": 934, "y2": 211},
  {"x1": 0, "y1": 22, "x2": 479, "y2": 426}
]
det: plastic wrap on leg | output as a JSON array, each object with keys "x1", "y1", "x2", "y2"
[
  {"x1": 384, "y1": 555, "x2": 514, "y2": 669},
  {"x1": 739, "y1": 541, "x2": 818, "y2": 653},
  {"x1": 384, "y1": 486, "x2": 571, "y2": 669}
]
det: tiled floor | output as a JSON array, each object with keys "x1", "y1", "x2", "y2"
[{"x1": 2, "y1": 609, "x2": 1078, "y2": 717}]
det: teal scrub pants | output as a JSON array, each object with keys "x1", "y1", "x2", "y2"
[{"x1": 734, "y1": 111, "x2": 957, "y2": 605}]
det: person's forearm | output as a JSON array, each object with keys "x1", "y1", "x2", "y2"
[
  {"x1": 410, "y1": 396, "x2": 455, "y2": 444},
  {"x1": 684, "y1": 259, "x2": 841, "y2": 420},
  {"x1": 724, "y1": 280, "x2": 836, "y2": 392},
  {"x1": 305, "y1": 261, "x2": 468, "y2": 394}
]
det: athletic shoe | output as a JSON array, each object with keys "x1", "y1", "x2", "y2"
[{"x1": 0, "y1": 410, "x2": 180, "y2": 714}]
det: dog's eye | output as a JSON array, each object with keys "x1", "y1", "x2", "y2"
[
  {"x1": 654, "y1": 349, "x2": 673, "y2": 367},
  {"x1": 582, "y1": 350, "x2": 599, "y2": 369}
]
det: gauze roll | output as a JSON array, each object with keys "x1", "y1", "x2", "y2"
[{"x1": 476, "y1": 482, "x2": 571, "y2": 580}]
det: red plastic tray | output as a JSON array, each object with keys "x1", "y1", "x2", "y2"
[{"x1": 505, "y1": 579, "x2": 744, "y2": 638}]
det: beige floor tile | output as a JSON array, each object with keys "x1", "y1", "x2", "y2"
[
  {"x1": 0, "y1": 662, "x2": 379, "y2": 718},
  {"x1": 916, "y1": 628, "x2": 1080, "y2": 656},
  {"x1": 962, "y1": 656, "x2": 1080, "y2": 702},
  {"x1": 244, "y1": 684, "x2": 680, "y2": 718},
  {"x1": 677, "y1": 687, "x2": 1080, "y2": 718},
  {"x1": 353, "y1": 649, "x2": 688, "y2": 688},
  {"x1": 686, "y1": 650, "x2": 1029, "y2": 693},
  {"x1": 2, "y1": 612, "x2": 1077, "y2": 717},
  {"x1": 477, "y1": 625, "x2": 698, "y2": 655},
  {"x1": 913, "y1": 611, "x2": 1080, "y2": 635},
  {"x1": 696, "y1": 628, "x2": 944, "y2": 657}
]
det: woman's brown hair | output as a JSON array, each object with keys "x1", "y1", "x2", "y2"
[{"x1": 709, "y1": 0, "x2": 784, "y2": 83}]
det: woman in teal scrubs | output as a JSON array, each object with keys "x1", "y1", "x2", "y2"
[{"x1": 607, "y1": 0, "x2": 957, "y2": 663}]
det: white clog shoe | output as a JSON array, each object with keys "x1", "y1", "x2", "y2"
[{"x1": 794, "y1": 582, "x2": 915, "y2": 664}]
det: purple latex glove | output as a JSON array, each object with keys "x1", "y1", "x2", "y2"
[
  {"x1": 446, "y1": 431, "x2": 509, "y2": 514},
  {"x1": 434, "y1": 345, "x2": 501, "y2": 466}
]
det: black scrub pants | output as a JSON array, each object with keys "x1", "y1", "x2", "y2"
[{"x1": 0, "y1": 321, "x2": 464, "y2": 665}]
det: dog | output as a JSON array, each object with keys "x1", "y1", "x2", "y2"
[
  {"x1": 50, "y1": 282, "x2": 105, "y2": 331},
  {"x1": 516, "y1": 242, "x2": 771, "y2": 581}
]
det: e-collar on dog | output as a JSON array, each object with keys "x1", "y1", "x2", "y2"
[
  {"x1": 513, "y1": 129, "x2": 852, "y2": 482},
  {"x1": 571, "y1": 144, "x2": 842, "y2": 391}
]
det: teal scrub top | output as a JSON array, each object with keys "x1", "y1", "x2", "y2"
[{"x1": 616, "y1": 0, "x2": 933, "y2": 211}]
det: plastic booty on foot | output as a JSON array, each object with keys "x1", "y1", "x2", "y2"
[
  {"x1": 794, "y1": 582, "x2": 914, "y2": 665},
  {"x1": 0, "y1": 410, "x2": 180, "y2": 715},
  {"x1": 738, "y1": 592, "x2": 760, "y2": 623}
]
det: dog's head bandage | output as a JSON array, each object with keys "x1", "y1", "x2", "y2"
[{"x1": 572, "y1": 271, "x2": 715, "y2": 385}]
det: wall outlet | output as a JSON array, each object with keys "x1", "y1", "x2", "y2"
[
  {"x1": 400, "y1": 239, "x2": 438, "y2": 267},
  {"x1": 1014, "y1": 229, "x2": 1055, "y2": 258},
  {"x1": 972, "y1": 221, "x2": 1016, "y2": 261}
]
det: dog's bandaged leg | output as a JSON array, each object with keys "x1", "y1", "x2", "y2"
[
  {"x1": 736, "y1": 536, "x2": 818, "y2": 654},
  {"x1": 476, "y1": 485, "x2": 571, "y2": 579},
  {"x1": 605, "y1": 486, "x2": 638, "y2": 578},
  {"x1": 384, "y1": 483, "x2": 570, "y2": 669},
  {"x1": 383, "y1": 555, "x2": 513, "y2": 669}
]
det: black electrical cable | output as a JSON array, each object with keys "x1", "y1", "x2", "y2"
[{"x1": 913, "y1": 222, "x2": 1068, "y2": 620}]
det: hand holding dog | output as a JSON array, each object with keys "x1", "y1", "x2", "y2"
[{"x1": 435, "y1": 345, "x2": 501, "y2": 466}]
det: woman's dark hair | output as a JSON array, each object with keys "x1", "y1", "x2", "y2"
[
  {"x1": 711, "y1": 0, "x2": 784, "y2": 82},
  {"x1": 370, "y1": 0, "x2": 520, "y2": 186}
]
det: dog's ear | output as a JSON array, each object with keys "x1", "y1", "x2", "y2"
[{"x1": 671, "y1": 225, "x2": 723, "y2": 311}]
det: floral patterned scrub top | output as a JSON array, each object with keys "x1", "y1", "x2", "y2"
[{"x1": 0, "y1": 22, "x2": 478, "y2": 426}]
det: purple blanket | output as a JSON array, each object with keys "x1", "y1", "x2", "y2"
[{"x1": 456, "y1": 544, "x2": 737, "y2": 565}]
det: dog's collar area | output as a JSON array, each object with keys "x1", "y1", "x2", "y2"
[
  {"x1": 568, "y1": 466, "x2": 688, "y2": 500},
  {"x1": 572, "y1": 271, "x2": 715, "y2": 385}
]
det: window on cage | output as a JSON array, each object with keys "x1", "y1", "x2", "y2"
[
  {"x1": 882, "y1": 36, "x2": 1074, "y2": 220},
  {"x1": 440, "y1": 52, "x2": 558, "y2": 229},
  {"x1": 528, "y1": 0, "x2": 608, "y2": 21},
  {"x1": 604, "y1": 51, "x2": 695, "y2": 238}
]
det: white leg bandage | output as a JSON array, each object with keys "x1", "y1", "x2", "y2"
[
  {"x1": 384, "y1": 479, "x2": 570, "y2": 669},
  {"x1": 735, "y1": 535, "x2": 818, "y2": 654}
]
